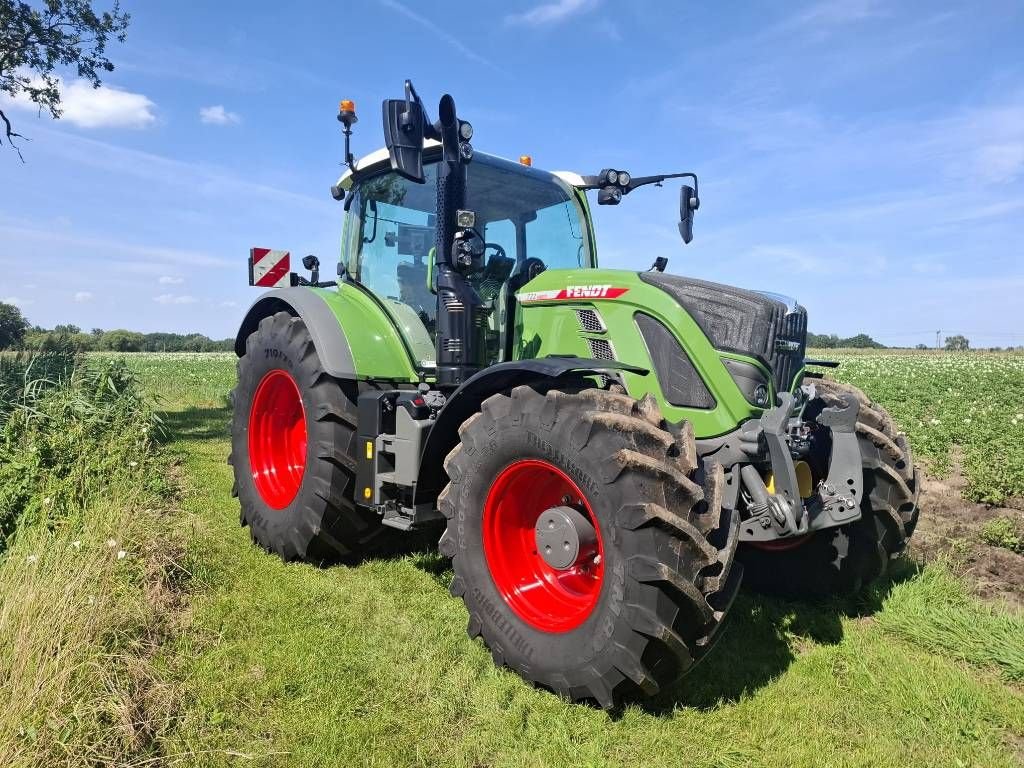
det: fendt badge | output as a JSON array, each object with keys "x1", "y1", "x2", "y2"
[{"x1": 517, "y1": 285, "x2": 629, "y2": 303}]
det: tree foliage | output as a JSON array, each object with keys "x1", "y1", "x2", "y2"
[
  {"x1": 807, "y1": 331, "x2": 885, "y2": 349},
  {"x1": 16, "y1": 323, "x2": 234, "y2": 352},
  {"x1": 945, "y1": 334, "x2": 970, "y2": 351},
  {"x1": 0, "y1": 301, "x2": 30, "y2": 349},
  {"x1": 0, "y1": 0, "x2": 130, "y2": 159}
]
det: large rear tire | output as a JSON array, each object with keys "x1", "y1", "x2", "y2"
[
  {"x1": 739, "y1": 378, "x2": 921, "y2": 598},
  {"x1": 229, "y1": 311, "x2": 388, "y2": 563},
  {"x1": 438, "y1": 385, "x2": 741, "y2": 708}
]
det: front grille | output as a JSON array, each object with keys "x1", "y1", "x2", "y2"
[
  {"x1": 767, "y1": 306, "x2": 807, "y2": 392},
  {"x1": 587, "y1": 338, "x2": 615, "y2": 360},
  {"x1": 576, "y1": 309, "x2": 606, "y2": 333}
]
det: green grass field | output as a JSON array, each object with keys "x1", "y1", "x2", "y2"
[
  {"x1": 2, "y1": 351, "x2": 1021, "y2": 766},
  {"x1": 109, "y1": 351, "x2": 1023, "y2": 767}
]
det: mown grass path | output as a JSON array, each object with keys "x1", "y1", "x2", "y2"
[{"x1": 135, "y1": 356, "x2": 1023, "y2": 768}]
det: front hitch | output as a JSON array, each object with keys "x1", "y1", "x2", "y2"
[{"x1": 736, "y1": 388, "x2": 864, "y2": 543}]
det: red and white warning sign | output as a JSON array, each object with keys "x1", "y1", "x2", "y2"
[{"x1": 248, "y1": 248, "x2": 291, "y2": 288}]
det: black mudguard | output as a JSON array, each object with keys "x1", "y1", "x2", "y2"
[{"x1": 413, "y1": 358, "x2": 648, "y2": 505}]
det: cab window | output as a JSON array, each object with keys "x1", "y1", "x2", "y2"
[{"x1": 343, "y1": 155, "x2": 592, "y2": 365}]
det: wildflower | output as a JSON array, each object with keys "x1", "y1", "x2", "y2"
[
  {"x1": 26, "y1": 555, "x2": 38, "y2": 564},
  {"x1": 87, "y1": 595, "x2": 95, "y2": 605},
  {"x1": 43, "y1": 497, "x2": 52, "y2": 507},
  {"x1": 129, "y1": 461, "x2": 138, "y2": 468},
  {"x1": 116, "y1": 550, "x2": 127, "y2": 560},
  {"x1": 106, "y1": 538, "x2": 117, "y2": 548},
  {"x1": 71, "y1": 540, "x2": 81, "y2": 550},
  {"x1": 929, "y1": 418, "x2": 940, "y2": 425}
]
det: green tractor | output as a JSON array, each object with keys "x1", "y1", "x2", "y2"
[{"x1": 230, "y1": 81, "x2": 920, "y2": 708}]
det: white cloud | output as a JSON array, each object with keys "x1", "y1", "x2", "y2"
[
  {"x1": 153, "y1": 293, "x2": 199, "y2": 305},
  {"x1": 158, "y1": 275, "x2": 185, "y2": 285},
  {"x1": 780, "y1": 0, "x2": 884, "y2": 33},
  {"x1": 4, "y1": 77, "x2": 156, "y2": 129},
  {"x1": 378, "y1": 0, "x2": 502, "y2": 71},
  {"x1": 505, "y1": 0, "x2": 598, "y2": 26},
  {"x1": 2, "y1": 296, "x2": 33, "y2": 307},
  {"x1": 73, "y1": 291, "x2": 93, "y2": 302},
  {"x1": 199, "y1": 105, "x2": 241, "y2": 126},
  {"x1": 973, "y1": 142, "x2": 1024, "y2": 185}
]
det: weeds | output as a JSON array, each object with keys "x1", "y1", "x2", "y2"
[
  {"x1": 0, "y1": 352, "x2": 182, "y2": 767},
  {"x1": 979, "y1": 516, "x2": 1024, "y2": 554}
]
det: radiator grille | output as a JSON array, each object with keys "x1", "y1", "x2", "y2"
[
  {"x1": 576, "y1": 309, "x2": 606, "y2": 334},
  {"x1": 587, "y1": 338, "x2": 615, "y2": 360}
]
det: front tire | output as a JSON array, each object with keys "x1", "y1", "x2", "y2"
[
  {"x1": 438, "y1": 385, "x2": 741, "y2": 708},
  {"x1": 739, "y1": 378, "x2": 921, "y2": 598},
  {"x1": 229, "y1": 311, "x2": 387, "y2": 563}
]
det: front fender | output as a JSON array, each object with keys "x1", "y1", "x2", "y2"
[{"x1": 414, "y1": 358, "x2": 648, "y2": 504}]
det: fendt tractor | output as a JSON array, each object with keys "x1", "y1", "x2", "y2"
[{"x1": 230, "y1": 81, "x2": 921, "y2": 708}]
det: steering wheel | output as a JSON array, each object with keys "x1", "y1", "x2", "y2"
[
  {"x1": 484, "y1": 242, "x2": 507, "y2": 261},
  {"x1": 520, "y1": 256, "x2": 546, "y2": 281}
]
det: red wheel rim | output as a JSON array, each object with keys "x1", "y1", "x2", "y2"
[
  {"x1": 483, "y1": 459, "x2": 604, "y2": 633},
  {"x1": 249, "y1": 369, "x2": 307, "y2": 509}
]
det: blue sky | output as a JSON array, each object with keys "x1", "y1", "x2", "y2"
[{"x1": 1, "y1": 0, "x2": 1022, "y2": 347}]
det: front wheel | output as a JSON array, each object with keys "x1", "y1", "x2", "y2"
[
  {"x1": 739, "y1": 378, "x2": 921, "y2": 598},
  {"x1": 438, "y1": 385, "x2": 741, "y2": 708}
]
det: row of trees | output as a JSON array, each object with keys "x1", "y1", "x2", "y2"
[
  {"x1": 806, "y1": 332, "x2": 885, "y2": 349},
  {"x1": 0, "y1": 302, "x2": 232, "y2": 352}
]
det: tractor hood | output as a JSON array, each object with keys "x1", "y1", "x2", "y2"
[{"x1": 638, "y1": 271, "x2": 807, "y2": 393}]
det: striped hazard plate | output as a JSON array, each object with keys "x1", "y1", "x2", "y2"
[{"x1": 248, "y1": 248, "x2": 291, "y2": 288}]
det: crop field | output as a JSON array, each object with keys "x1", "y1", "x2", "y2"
[
  {"x1": 815, "y1": 350, "x2": 1024, "y2": 504},
  {"x1": 3, "y1": 349, "x2": 1022, "y2": 767}
]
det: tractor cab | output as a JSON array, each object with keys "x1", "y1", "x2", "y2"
[{"x1": 336, "y1": 144, "x2": 594, "y2": 367}]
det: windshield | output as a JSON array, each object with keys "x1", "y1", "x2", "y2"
[{"x1": 343, "y1": 153, "x2": 592, "y2": 364}]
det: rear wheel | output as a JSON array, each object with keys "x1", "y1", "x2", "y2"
[
  {"x1": 439, "y1": 385, "x2": 741, "y2": 708},
  {"x1": 739, "y1": 378, "x2": 921, "y2": 598},
  {"x1": 230, "y1": 311, "x2": 389, "y2": 563}
]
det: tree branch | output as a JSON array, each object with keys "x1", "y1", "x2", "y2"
[{"x1": 0, "y1": 107, "x2": 27, "y2": 163}]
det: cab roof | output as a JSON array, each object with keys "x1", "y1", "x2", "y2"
[{"x1": 335, "y1": 142, "x2": 586, "y2": 191}]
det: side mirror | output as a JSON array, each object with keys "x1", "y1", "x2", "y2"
[
  {"x1": 678, "y1": 184, "x2": 699, "y2": 244},
  {"x1": 383, "y1": 98, "x2": 425, "y2": 183}
]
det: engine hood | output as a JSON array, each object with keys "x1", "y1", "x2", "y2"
[{"x1": 638, "y1": 272, "x2": 807, "y2": 392}]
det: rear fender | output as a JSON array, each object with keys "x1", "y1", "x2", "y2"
[
  {"x1": 235, "y1": 287, "x2": 356, "y2": 378},
  {"x1": 414, "y1": 358, "x2": 647, "y2": 505}
]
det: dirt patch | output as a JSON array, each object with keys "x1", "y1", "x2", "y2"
[{"x1": 910, "y1": 450, "x2": 1024, "y2": 610}]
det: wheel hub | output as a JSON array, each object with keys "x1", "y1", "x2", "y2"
[
  {"x1": 535, "y1": 506, "x2": 597, "y2": 570},
  {"x1": 482, "y1": 459, "x2": 604, "y2": 633}
]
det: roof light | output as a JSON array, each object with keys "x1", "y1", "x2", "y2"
[
  {"x1": 519, "y1": 155, "x2": 532, "y2": 166},
  {"x1": 339, "y1": 99, "x2": 356, "y2": 113}
]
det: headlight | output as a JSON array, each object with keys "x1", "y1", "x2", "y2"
[
  {"x1": 605, "y1": 169, "x2": 618, "y2": 184},
  {"x1": 459, "y1": 121, "x2": 473, "y2": 140},
  {"x1": 618, "y1": 171, "x2": 631, "y2": 186}
]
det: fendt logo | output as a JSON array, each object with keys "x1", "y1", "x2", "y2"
[{"x1": 517, "y1": 285, "x2": 629, "y2": 303}]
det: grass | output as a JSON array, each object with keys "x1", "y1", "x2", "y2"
[
  {"x1": 128, "y1": 353, "x2": 1023, "y2": 768},
  {"x1": 0, "y1": 354, "x2": 184, "y2": 767},
  {"x1": 3, "y1": 352, "x2": 1022, "y2": 766}
]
